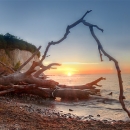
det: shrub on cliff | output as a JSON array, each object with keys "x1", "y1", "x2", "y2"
[{"x1": 0, "y1": 33, "x2": 40, "y2": 57}]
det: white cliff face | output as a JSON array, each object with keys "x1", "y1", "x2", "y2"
[{"x1": 0, "y1": 49, "x2": 40, "y2": 72}]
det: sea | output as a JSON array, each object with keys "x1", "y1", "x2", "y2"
[{"x1": 46, "y1": 74, "x2": 130, "y2": 121}]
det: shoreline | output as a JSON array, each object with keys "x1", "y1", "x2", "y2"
[{"x1": 0, "y1": 95, "x2": 130, "y2": 129}]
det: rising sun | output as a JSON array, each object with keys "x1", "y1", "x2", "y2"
[{"x1": 67, "y1": 72, "x2": 72, "y2": 76}]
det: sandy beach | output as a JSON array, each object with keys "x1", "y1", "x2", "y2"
[{"x1": 0, "y1": 95, "x2": 130, "y2": 130}]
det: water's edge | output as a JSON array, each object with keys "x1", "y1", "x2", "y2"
[{"x1": 47, "y1": 74, "x2": 130, "y2": 121}]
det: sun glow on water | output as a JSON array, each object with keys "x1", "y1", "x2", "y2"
[{"x1": 67, "y1": 72, "x2": 72, "y2": 76}]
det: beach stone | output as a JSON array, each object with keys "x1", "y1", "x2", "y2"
[
  {"x1": 89, "y1": 115, "x2": 93, "y2": 117},
  {"x1": 102, "y1": 120, "x2": 108, "y2": 123},
  {"x1": 69, "y1": 109, "x2": 73, "y2": 111},
  {"x1": 97, "y1": 114, "x2": 100, "y2": 117}
]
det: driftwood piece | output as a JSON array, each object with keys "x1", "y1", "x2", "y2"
[
  {"x1": 0, "y1": 87, "x2": 97, "y2": 100},
  {"x1": 38, "y1": 10, "x2": 92, "y2": 66},
  {"x1": 82, "y1": 19, "x2": 130, "y2": 117},
  {"x1": 0, "y1": 61, "x2": 59, "y2": 87},
  {"x1": 33, "y1": 63, "x2": 61, "y2": 78},
  {"x1": 52, "y1": 88, "x2": 90, "y2": 100},
  {"x1": 0, "y1": 61, "x2": 15, "y2": 73},
  {"x1": 0, "y1": 77, "x2": 102, "y2": 100},
  {"x1": 0, "y1": 85, "x2": 51, "y2": 98},
  {"x1": 59, "y1": 77, "x2": 105, "y2": 89},
  {"x1": 17, "y1": 46, "x2": 41, "y2": 72}
]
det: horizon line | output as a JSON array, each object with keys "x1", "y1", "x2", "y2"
[{"x1": 62, "y1": 62, "x2": 99, "y2": 65}]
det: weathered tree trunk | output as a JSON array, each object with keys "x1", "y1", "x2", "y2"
[
  {"x1": 0, "y1": 61, "x2": 59, "y2": 87},
  {"x1": 53, "y1": 88, "x2": 90, "y2": 100},
  {"x1": 0, "y1": 86, "x2": 99, "y2": 100},
  {"x1": 0, "y1": 77, "x2": 103, "y2": 100}
]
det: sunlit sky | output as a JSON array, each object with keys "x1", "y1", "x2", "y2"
[{"x1": 0, "y1": 0, "x2": 130, "y2": 75}]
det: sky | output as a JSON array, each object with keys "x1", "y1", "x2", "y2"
[{"x1": 0, "y1": 0, "x2": 130, "y2": 75}]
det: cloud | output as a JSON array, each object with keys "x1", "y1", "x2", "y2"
[
  {"x1": 62, "y1": 62, "x2": 99, "y2": 65},
  {"x1": 57, "y1": 68, "x2": 78, "y2": 72}
]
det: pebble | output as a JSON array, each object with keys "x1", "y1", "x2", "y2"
[
  {"x1": 89, "y1": 115, "x2": 93, "y2": 117},
  {"x1": 102, "y1": 120, "x2": 108, "y2": 123},
  {"x1": 69, "y1": 109, "x2": 73, "y2": 111},
  {"x1": 3, "y1": 95, "x2": 125, "y2": 129},
  {"x1": 97, "y1": 114, "x2": 100, "y2": 117}
]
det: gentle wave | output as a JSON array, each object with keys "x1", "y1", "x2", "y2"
[{"x1": 47, "y1": 74, "x2": 130, "y2": 121}]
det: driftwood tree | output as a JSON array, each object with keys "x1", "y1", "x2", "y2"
[{"x1": 0, "y1": 10, "x2": 129, "y2": 118}]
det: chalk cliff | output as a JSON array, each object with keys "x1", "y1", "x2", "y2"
[{"x1": 0, "y1": 49, "x2": 39, "y2": 73}]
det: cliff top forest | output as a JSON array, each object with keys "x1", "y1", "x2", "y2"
[{"x1": 0, "y1": 33, "x2": 40, "y2": 57}]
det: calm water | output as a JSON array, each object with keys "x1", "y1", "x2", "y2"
[{"x1": 47, "y1": 74, "x2": 130, "y2": 121}]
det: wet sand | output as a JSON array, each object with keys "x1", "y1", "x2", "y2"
[{"x1": 0, "y1": 95, "x2": 130, "y2": 130}]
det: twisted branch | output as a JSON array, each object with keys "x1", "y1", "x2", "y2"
[
  {"x1": 38, "y1": 10, "x2": 92, "y2": 66},
  {"x1": 17, "y1": 46, "x2": 41, "y2": 72},
  {"x1": 33, "y1": 63, "x2": 61, "y2": 77},
  {"x1": 25, "y1": 61, "x2": 39, "y2": 75},
  {"x1": 37, "y1": 11, "x2": 129, "y2": 117},
  {"x1": 0, "y1": 61, "x2": 15, "y2": 73},
  {"x1": 82, "y1": 20, "x2": 130, "y2": 117}
]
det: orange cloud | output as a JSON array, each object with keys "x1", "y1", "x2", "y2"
[{"x1": 44, "y1": 61, "x2": 117, "y2": 75}]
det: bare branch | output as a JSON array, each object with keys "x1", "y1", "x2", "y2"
[
  {"x1": 38, "y1": 10, "x2": 92, "y2": 65},
  {"x1": 17, "y1": 46, "x2": 41, "y2": 72},
  {"x1": 86, "y1": 77, "x2": 106, "y2": 86},
  {"x1": 25, "y1": 61, "x2": 39, "y2": 75},
  {"x1": 59, "y1": 77, "x2": 105, "y2": 89},
  {"x1": 82, "y1": 20, "x2": 130, "y2": 117},
  {"x1": 0, "y1": 61, "x2": 15, "y2": 73},
  {"x1": 82, "y1": 20, "x2": 104, "y2": 32},
  {"x1": 33, "y1": 63, "x2": 61, "y2": 78}
]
